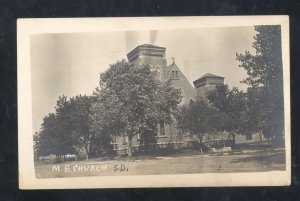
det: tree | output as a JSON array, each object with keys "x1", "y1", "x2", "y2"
[
  {"x1": 54, "y1": 95, "x2": 98, "y2": 160},
  {"x1": 177, "y1": 100, "x2": 219, "y2": 154},
  {"x1": 236, "y1": 25, "x2": 284, "y2": 146},
  {"x1": 33, "y1": 132, "x2": 41, "y2": 161},
  {"x1": 67, "y1": 95, "x2": 96, "y2": 159},
  {"x1": 37, "y1": 95, "x2": 98, "y2": 161},
  {"x1": 37, "y1": 114, "x2": 55, "y2": 157},
  {"x1": 207, "y1": 85, "x2": 248, "y2": 144},
  {"x1": 90, "y1": 60, "x2": 182, "y2": 157},
  {"x1": 38, "y1": 111, "x2": 75, "y2": 159}
]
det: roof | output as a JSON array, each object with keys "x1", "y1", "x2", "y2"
[
  {"x1": 127, "y1": 44, "x2": 166, "y2": 62},
  {"x1": 193, "y1": 73, "x2": 224, "y2": 84},
  {"x1": 198, "y1": 73, "x2": 224, "y2": 79},
  {"x1": 166, "y1": 62, "x2": 177, "y2": 73},
  {"x1": 137, "y1": 44, "x2": 166, "y2": 49}
]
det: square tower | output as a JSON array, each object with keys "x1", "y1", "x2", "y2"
[
  {"x1": 193, "y1": 73, "x2": 224, "y2": 100},
  {"x1": 127, "y1": 44, "x2": 167, "y2": 81}
]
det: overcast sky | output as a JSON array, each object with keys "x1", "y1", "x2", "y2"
[{"x1": 30, "y1": 26, "x2": 257, "y2": 133}]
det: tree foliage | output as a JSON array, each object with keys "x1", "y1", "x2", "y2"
[
  {"x1": 90, "y1": 60, "x2": 182, "y2": 157},
  {"x1": 36, "y1": 95, "x2": 97, "y2": 159},
  {"x1": 236, "y1": 25, "x2": 284, "y2": 145},
  {"x1": 177, "y1": 99, "x2": 220, "y2": 153},
  {"x1": 38, "y1": 111, "x2": 75, "y2": 157},
  {"x1": 207, "y1": 84, "x2": 248, "y2": 143}
]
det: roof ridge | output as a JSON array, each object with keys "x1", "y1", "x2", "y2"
[
  {"x1": 193, "y1": 73, "x2": 224, "y2": 84},
  {"x1": 199, "y1": 73, "x2": 223, "y2": 79},
  {"x1": 138, "y1": 44, "x2": 165, "y2": 49},
  {"x1": 166, "y1": 62, "x2": 177, "y2": 73}
]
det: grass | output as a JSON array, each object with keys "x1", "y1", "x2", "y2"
[{"x1": 34, "y1": 147, "x2": 286, "y2": 178}]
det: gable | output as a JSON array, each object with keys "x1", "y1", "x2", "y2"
[{"x1": 166, "y1": 63, "x2": 196, "y2": 105}]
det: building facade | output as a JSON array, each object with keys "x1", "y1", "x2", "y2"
[{"x1": 112, "y1": 44, "x2": 227, "y2": 154}]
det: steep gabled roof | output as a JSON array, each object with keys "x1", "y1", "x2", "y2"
[{"x1": 166, "y1": 62, "x2": 177, "y2": 73}]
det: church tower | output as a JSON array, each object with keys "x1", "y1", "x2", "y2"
[
  {"x1": 127, "y1": 44, "x2": 167, "y2": 81},
  {"x1": 127, "y1": 44, "x2": 196, "y2": 105},
  {"x1": 193, "y1": 73, "x2": 224, "y2": 100}
]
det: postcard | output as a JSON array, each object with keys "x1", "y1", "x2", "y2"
[{"x1": 18, "y1": 16, "x2": 290, "y2": 189}]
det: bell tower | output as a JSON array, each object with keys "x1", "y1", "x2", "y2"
[{"x1": 127, "y1": 44, "x2": 167, "y2": 81}]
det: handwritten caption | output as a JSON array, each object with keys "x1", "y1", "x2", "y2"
[{"x1": 51, "y1": 163, "x2": 129, "y2": 173}]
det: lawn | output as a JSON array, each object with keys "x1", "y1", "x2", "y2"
[{"x1": 35, "y1": 148, "x2": 285, "y2": 178}]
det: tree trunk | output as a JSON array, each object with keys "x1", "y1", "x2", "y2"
[
  {"x1": 85, "y1": 146, "x2": 89, "y2": 160},
  {"x1": 199, "y1": 134, "x2": 203, "y2": 155},
  {"x1": 259, "y1": 130, "x2": 262, "y2": 142},
  {"x1": 127, "y1": 136, "x2": 133, "y2": 158},
  {"x1": 232, "y1": 134, "x2": 236, "y2": 145}
]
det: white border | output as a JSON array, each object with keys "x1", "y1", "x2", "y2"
[{"x1": 17, "y1": 16, "x2": 290, "y2": 189}]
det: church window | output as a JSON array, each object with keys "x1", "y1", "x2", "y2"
[
  {"x1": 156, "y1": 124, "x2": 160, "y2": 136},
  {"x1": 246, "y1": 134, "x2": 253, "y2": 140},
  {"x1": 160, "y1": 122, "x2": 165, "y2": 136},
  {"x1": 172, "y1": 71, "x2": 179, "y2": 79},
  {"x1": 156, "y1": 122, "x2": 166, "y2": 136}
]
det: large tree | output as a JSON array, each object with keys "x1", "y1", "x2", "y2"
[
  {"x1": 207, "y1": 84, "x2": 248, "y2": 144},
  {"x1": 90, "y1": 60, "x2": 182, "y2": 157},
  {"x1": 38, "y1": 111, "x2": 75, "y2": 159},
  {"x1": 67, "y1": 95, "x2": 96, "y2": 159},
  {"x1": 236, "y1": 25, "x2": 284, "y2": 146},
  {"x1": 54, "y1": 95, "x2": 98, "y2": 159},
  {"x1": 36, "y1": 95, "x2": 98, "y2": 160},
  {"x1": 177, "y1": 99, "x2": 220, "y2": 154}
]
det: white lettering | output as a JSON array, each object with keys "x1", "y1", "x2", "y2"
[
  {"x1": 101, "y1": 165, "x2": 107, "y2": 171},
  {"x1": 52, "y1": 165, "x2": 60, "y2": 171},
  {"x1": 73, "y1": 165, "x2": 78, "y2": 172},
  {"x1": 64, "y1": 165, "x2": 70, "y2": 172}
]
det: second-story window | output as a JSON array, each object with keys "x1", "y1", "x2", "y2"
[{"x1": 172, "y1": 71, "x2": 179, "y2": 79}]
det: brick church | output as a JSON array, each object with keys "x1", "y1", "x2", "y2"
[{"x1": 111, "y1": 44, "x2": 225, "y2": 154}]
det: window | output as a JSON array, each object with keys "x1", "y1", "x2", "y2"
[
  {"x1": 160, "y1": 122, "x2": 165, "y2": 136},
  {"x1": 156, "y1": 124, "x2": 160, "y2": 136},
  {"x1": 172, "y1": 71, "x2": 179, "y2": 79},
  {"x1": 156, "y1": 122, "x2": 166, "y2": 136},
  {"x1": 122, "y1": 136, "x2": 128, "y2": 144},
  {"x1": 246, "y1": 134, "x2": 252, "y2": 140}
]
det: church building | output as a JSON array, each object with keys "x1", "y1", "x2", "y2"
[{"x1": 111, "y1": 44, "x2": 225, "y2": 154}]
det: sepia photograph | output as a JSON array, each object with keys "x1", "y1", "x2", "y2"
[{"x1": 18, "y1": 16, "x2": 290, "y2": 188}]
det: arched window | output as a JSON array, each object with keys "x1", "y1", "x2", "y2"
[
  {"x1": 180, "y1": 89, "x2": 186, "y2": 105},
  {"x1": 155, "y1": 65, "x2": 161, "y2": 81}
]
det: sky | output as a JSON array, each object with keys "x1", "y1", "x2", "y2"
[{"x1": 30, "y1": 26, "x2": 257, "y2": 133}]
